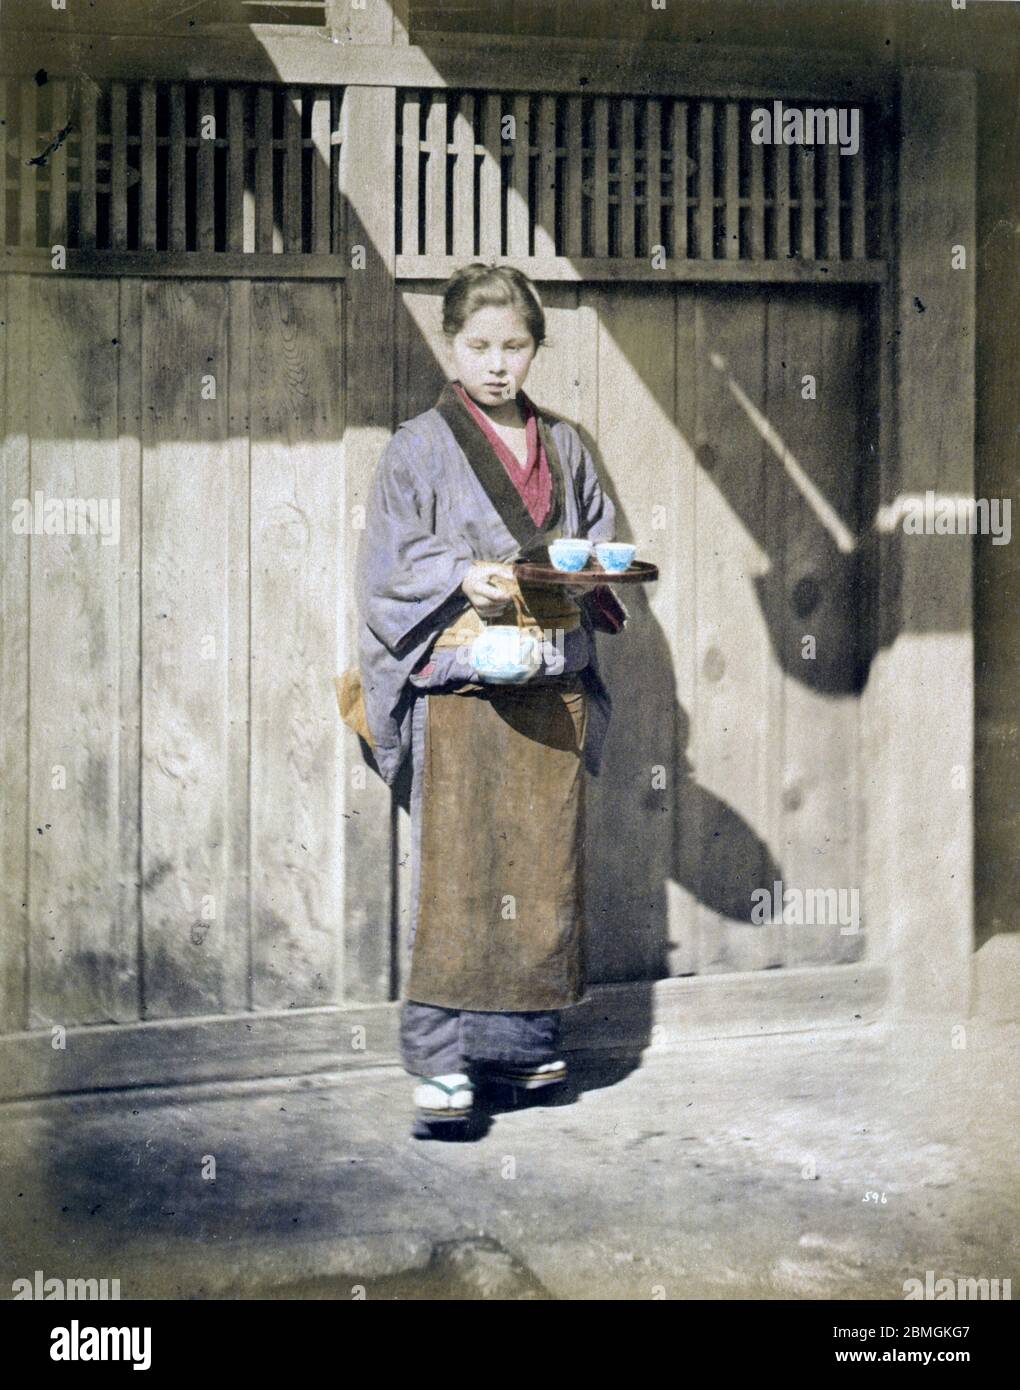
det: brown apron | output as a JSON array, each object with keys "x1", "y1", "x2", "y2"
[{"x1": 407, "y1": 668, "x2": 589, "y2": 1012}]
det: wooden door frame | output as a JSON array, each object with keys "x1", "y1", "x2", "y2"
[
  {"x1": 866, "y1": 66, "x2": 976, "y2": 1017},
  {"x1": 0, "y1": 31, "x2": 978, "y2": 1094}
]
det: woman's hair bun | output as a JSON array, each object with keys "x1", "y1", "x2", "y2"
[{"x1": 441, "y1": 262, "x2": 546, "y2": 348}]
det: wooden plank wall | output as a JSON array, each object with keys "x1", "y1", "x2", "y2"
[
  {"x1": 20, "y1": 279, "x2": 130, "y2": 1028},
  {"x1": 248, "y1": 281, "x2": 344, "y2": 1009},
  {"x1": 141, "y1": 279, "x2": 239, "y2": 1017},
  {"x1": 0, "y1": 63, "x2": 890, "y2": 1034},
  {"x1": 0, "y1": 276, "x2": 31, "y2": 1027},
  {"x1": 866, "y1": 67, "x2": 975, "y2": 1015},
  {"x1": 0, "y1": 274, "x2": 344, "y2": 1031},
  {"x1": 393, "y1": 281, "x2": 875, "y2": 984}
]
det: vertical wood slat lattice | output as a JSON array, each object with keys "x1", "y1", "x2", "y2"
[
  {"x1": 139, "y1": 81, "x2": 157, "y2": 251},
  {"x1": 697, "y1": 100, "x2": 714, "y2": 258},
  {"x1": 396, "y1": 89, "x2": 882, "y2": 262},
  {"x1": 672, "y1": 101, "x2": 688, "y2": 258},
  {"x1": 452, "y1": 94, "x2": 474, "y2": 255},
  {"x1": 0, "y1": 78, "x2": 342, "y2": 256}
]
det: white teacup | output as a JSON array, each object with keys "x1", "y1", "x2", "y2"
[
  {"x1": 549, "y1": 538, "x2": 593, "y2": 573},
  {"x1": 594, "y1": 542, "x2": 636, "y2": 573}
]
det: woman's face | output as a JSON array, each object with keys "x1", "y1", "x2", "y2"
[{"x1": 448, "y1": 304, "x2": 537, "y2": 406}]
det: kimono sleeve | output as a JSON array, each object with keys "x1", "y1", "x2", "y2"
[
  {"x1": 358, "y1": 429, "x2": 475, "y2": 657},
  {"x1": 571, "y1": 432, "x2": 628, "y2": 634},
  {"x1": 574, "y1": 432, "x2": 616, "y2": 544}
]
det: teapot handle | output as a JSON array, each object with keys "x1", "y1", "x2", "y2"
[
  {"x1": 488, "y1": 577, "x2": 534, "y2": 631},
  {"x1": 509, "y1": 588, "x2": 529, "y2": 628},
  {"x1": 487, "y1": 575, "x2": 544, "y2": 643}
]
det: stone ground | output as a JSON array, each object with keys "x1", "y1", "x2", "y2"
[{"x1": 1, "y1": 1019, "x2": 1016, "y2": 1301}]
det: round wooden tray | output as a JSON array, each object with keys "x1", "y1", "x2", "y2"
[{"x1": 513, "y1": 559, "x2": 658, "y2": 587}]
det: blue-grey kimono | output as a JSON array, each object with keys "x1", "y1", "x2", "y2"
[{"x1": 356, "y1": 379, "x2": 622, "y2": 1077}]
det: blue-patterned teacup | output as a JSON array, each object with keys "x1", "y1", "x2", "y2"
[
  {"x1": 469, "y1": 625, "x2": 543, "y2": 684},
  {"x1": 594, "y1": 542, "x2": 636, "y2": 574},
  {"x1": 549, "y1": 538, "x2": 593, "y2": 573}
]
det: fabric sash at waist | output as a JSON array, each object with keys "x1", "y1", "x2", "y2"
[{"x1": 433, "y1": 573, "x2": 580, "y2": 650}]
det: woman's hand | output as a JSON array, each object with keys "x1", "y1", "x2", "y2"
[{"x1": 461, "y1": 562, "x2": 516, "y2": 618}]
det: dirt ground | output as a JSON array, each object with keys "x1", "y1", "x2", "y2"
[{"x1": 1, "y1": 1019, "x2": 1016, "y2": 1301}]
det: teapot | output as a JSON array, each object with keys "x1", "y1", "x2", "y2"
[{"x1": 468, "y1": 588, "x2": 544, "y2": 685}]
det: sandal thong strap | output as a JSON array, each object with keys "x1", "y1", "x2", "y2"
[{"x1": 418, "y1": 1077, "x2": 473, "y2": 1097}]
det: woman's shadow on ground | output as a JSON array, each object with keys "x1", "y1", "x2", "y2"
[{"x1": 558, "y1": 575, "x2": 787, "y2": 1102}]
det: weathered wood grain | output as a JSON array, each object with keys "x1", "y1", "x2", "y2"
[
  {"x1": 748, "y1": 124, "x2": 765, "y2": 260},
  {"x1": 619, "y1": 98, "x2": 636, "y2": 258},
  {"x1": 669, "y1": 291, "x2": 700, "y2": 975},
  {"x1": 692, "y1": 290, "x2": 779, "y2": 972},
  {"x1": 587, "y1": 286, "x2": 681, "y2": 983},
  {"x1": 563, "y1": 96, "x2": 582, "y2": 258},
  {"x1": 395, "y1": 288, "x2": 444, "y2": 437},
  {"x1": 697, "y1": 101, "x2": 714, "y2": 259},
  {"x1": 592, "y1": 97, "x2": 609, "y2": 259},
  {"x1": 140, "y1": 279, "x2": 233, "y2": 1017},
  {"x1": 875, "y1": 68, "x2": 976, "y2": 1014},
  {"x1": 0, "y1": 276, "x2": 30, "y2": 1031},
  {"x1": 139, "y1": 81, "x2": 157, "y2": 252},
  {"x1": 400, "y1": 92, "x2": 420, "y2": 258},
  {"x1": 767, "y1": 288, "x2": 865, "y2": 966},
  {"x1": 774, "y1": 141, "x2": 791, "y2": 260},
  {"x1": 249, "y1": 280, "x2": 343, "y2": 1010},
  {"x1": 48, "y1": 80, "x2": 68, "y2": 249},
  {"x1": 309, "y1": 88, "x2": 331, "y2": 255},
  {"x1": 451, "y1": 93, "x2": 475, "y2": 258},
  {"x1": 534, "y1": 94, "x2": 556, "y2": 260},
  {"x1": 19, "y1": 81, "x2": 36, "y2": 247},
  {"x1": 724, "y1": 101, "x2": 740, "y2": 260},
  {"x1": 824, "y1": 141, "x2": 841, "y2": 260},
  {"x1": 799, "y1": 145, "x2": 816, "y2": 260},
  {"x1": 508, "y1": 93, "x2": 530, "y2": 258},
  {"x1": 254, "y1": 86, "x2": 274, "y2": 254},
  {"x1": 224, "y1": 278, "x2": 252, "y2": 1012},
  {"x1": 479, "y1": 92, "x2": 501, "y2": 258},
  {"x1": 27, "y1": 278, "x2": 128, "y2": 1025},
  {"x1": 850, "y1": 121, "x2": 866, "y2": 259},
  {"x1": 168, "y1": 83, "x2": 187, "y2": 252},
  {"x1": 226, "y1": 85, "x2": 246, "y2": 254},
  {"x1": 0, "y1": 31, "x2": 896, "y2": 105},
  {"x1": 332, "y1": 89, "x2": 345, "y2": 257},
  {"x1": 79, "y1": 83, "x2": 97, "y2": 250},
  {"x1": 196, "y1": 84, "x2": 216, "y2": 253},
  {"x1": 283, "y1": 87, "x2": 302, "y2": 254},
  {"x1": 0, "y1": 81, "x2": 7, "y2": 248},
  {"x1": 425, "y1": 93, "x2": 446, "y2": 257},
  {"x1": 2, "y1": 251, "x2": 348, "y2": 279},
  {"x1": 110, "y1": 81, "x2": 128, "y2": 251},
  {"x1": 338, "y1": 85, "x2": 398, "y2": 1002},
  {"x1": 670, "y1": 100, "x2": 688, "y2": 259},
  {"x1": 117, "y1": 278, "x2": 144, "y2": 1022},
  {"x1": 643, "y1": 98, "x2": 661, "y2": 260}
]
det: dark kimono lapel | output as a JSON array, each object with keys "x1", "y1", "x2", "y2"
[{"x1": 434, "y1": 381, "x2": 566, "y2": 557}]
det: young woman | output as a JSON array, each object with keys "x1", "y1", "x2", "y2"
[{"x1": 354, "y1": 263, "x2": 626, "y2": 1138}]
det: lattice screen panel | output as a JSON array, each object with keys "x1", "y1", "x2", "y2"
[
  {"x1": 397, "y1": 89, "x2": 883, "y2": 263},
  {"x1": 1, "y1": 77, "x2": 341, "y2": 256}
]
